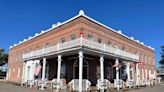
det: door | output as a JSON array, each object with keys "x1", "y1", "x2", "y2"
[{"x1": 73, "y1": 60, "x2": 89, "y2": 79}]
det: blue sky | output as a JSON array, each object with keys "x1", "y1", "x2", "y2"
[{"x1": 0, "y1": 0, "x2": 163, "y2": 67}]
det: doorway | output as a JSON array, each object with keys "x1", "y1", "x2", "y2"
[{"x1": 73, "y1": 60, "x2": 89, "y2": 79}]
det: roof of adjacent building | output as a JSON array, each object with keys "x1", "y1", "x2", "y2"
[{"x1": 9, "y1": 10, "x2": 154, "y2": 51}]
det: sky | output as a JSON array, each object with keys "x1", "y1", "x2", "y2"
[{"x1": 0, "y1": 0, "x2": 163, "y2": 67}]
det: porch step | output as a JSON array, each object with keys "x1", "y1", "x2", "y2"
[{"x1": 90, "y1": 86, "x2": 98, "y2": 92}]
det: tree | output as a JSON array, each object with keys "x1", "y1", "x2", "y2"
[
  {"x1": 0, "y1": 48, "x2": 8, "y2": 65},
  {"x1": 159, "y1": 46, "x2": 164, "y2": 68}
]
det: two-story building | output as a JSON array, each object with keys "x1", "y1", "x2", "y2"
[{"x1": 7, "y1": 10, "x2": 156, "y2": 90}]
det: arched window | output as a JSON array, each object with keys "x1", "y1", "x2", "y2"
[
  {"x1": 144, "y1": 55, "x2": 147, "y2": 63},
  {"x1": 61, "y1": 38, "x2": 65, "y2": 43},
  {"x1": 122, "y1": 47, "x2": 125, "y2": 51},
  {"x1": 88, "y1": 35, "x2": 93, "y2": 41},
  {"x1": 45, "y1": 42, "x2": 50, "y2": 48},
  {"x1": 73, "y1": 60, "x2": 89, "y2": 79},
  {"x1": 98, "y1": 38, "x2": 102, "y2": 43},
  {"x1": 107, "y1": 41, "x2": 111, "y2": 46},
  {"x1": 70, "y1": 35, "x2": 75, "y2": 40}
]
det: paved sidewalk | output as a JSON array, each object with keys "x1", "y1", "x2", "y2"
[
  {"x1": 0, "y1": 81, "x2": 164, "y2": 92},
  {"x1": 0, "y1": 81, "x2": 47, "y2": 92}
]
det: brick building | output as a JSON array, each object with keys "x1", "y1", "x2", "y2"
[{"x1": 7, "y1": 10, "x2": 156, "y2": 90}]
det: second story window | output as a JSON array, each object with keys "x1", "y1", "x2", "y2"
[
  {"x1": 98, "y1": 38, "x2": 102, "y2": 43},
  {"x1": 70, "y1": 35, "x2": 75, "y2": 40},
  {"x1": 61, "y1": 38, "x2": 65, "y2": 43},
  {"x1": 36, "y1": 46, "x2": 40, "y2": 50},
  {"x1": 29, "y1": 48, "x2": 32, "y2": 53},
  {"x1": 122, "y1": 47, "x2": 125, "y2": 51},
  {"x1": 107, "y1": 41, "x2": 111, "y2": 46},
  {"x1": 148, "y1": 56, "x2": 150, "y2": 64},
  {"x1": 144, "y1": 55, "x2": 147, "y2": 63},
  {"x1": 88, "y1": 35, "x2": 93, "y2": 41},
  {"x1": 45, "y1": 43, "x2": 50, "y2": 48}
]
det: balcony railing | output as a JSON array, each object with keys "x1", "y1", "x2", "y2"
[{"x1": 23, "y1": 37, "x2": 139, "y2": 61}]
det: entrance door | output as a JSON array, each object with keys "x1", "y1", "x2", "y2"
[{"x1": 74, "y1": 60, "x2": 89, "y2": 79}]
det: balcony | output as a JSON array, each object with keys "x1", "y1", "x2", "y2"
[{"x1": 23, "y1": 37, "x2": 139, "y2": 61}]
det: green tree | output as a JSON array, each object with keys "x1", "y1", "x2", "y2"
[
  {"x1": 159, "y1": 46, "x2": 164, "y2": 68},
  {"x1": 0, "y1": 48, "x2": 8, "y2": 64}
]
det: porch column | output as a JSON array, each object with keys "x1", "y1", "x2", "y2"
[
  {"x1": 136, "y1": 63, "x2": 139, "y2": 86},
  {"x1": 126, "y1": 62, "x2": 130, "y2": 81},
  {"x1": 79, "y1": 51, "x2": 83, "y2": 92},
  {"x1": 41, "y1": 58, "x2": 46, "y2": 90},
  {"x1": 57, "y1": 55, "x2": 62, "y2": 89},
  {"x1": 115, "y1": 58, "x2": 119, "y2": 90},
  {"x1": 100, "y1": 56, "x2": 104, "y2": 81}
]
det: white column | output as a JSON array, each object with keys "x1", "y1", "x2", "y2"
[
  {"x1": 79, "y1": 51, "x2": 83, "y2": 92},
  {"x1": 41, "y1": 58, "x2": 46, "y2": 90},
  {"x1": 126, "y1": 62, "x2": 130, "y2": 81},
  {"x1": 24, "y1": 61, "x2": 29, "y2": 83},
  {"x1": 115, "y1": 59, "x2": 119, "y2": 90},
  {"x1": 57, "y1": 55, "x2": 62, "y2": 89},
  {"x1": 32, "y1": 61, "x2": 35, "y2": 80},
  {"x1": 100, "y1": 56, "x2": 104, "y2": 91},
  {"x1": 136, "y1": 63, "x2": 139, "y2": 86},
  {"x1": 100, "y1": 56, "x2": 104, "y2": 81}
]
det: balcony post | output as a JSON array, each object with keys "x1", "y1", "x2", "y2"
[
  {"x1": 57, "y1": 55, "x2": 62, "y2": 89},
  {"x1": 57, "y1": 43, "x2": 60, "y2": 51},
  {"x1": 79, "y1": 51, "x2": 83, "y2": 92},
  {"x1": 115, "y1": 58, "x2": 119, "y2": 90},
  {"x1": 41, "y1": 58, "x2": 46, "y2": 90},
  {"x1": 103, "y1": 43, "x2": 106, "y2": 52}
]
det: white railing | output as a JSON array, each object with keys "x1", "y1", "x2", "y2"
[
  {"x1": 23, "y1": 37, "x2": 139, "y2": 61},
  {"x1": 68, "y1": 79, "x2": 91, "y2": 91},
  {"x1": 96, "y1": 79, "x2": 110, "y2": 90}
]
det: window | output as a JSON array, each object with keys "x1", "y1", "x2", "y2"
[
  {"x1": 114, "y1": 44, "x2": 118, "y2": 48},
  {"x1": 135, "y1": 51, "x2": 138, "y2": 55},
  {"x1": 107, "y1": 41, "x2": 111, "y2": 46},
  {"x1": 122, "y1": 47, "x2": 125, "y2": 51},
  {"x1": 148, "y1": 56, "x2": 150, "y2": 64},
  {"x1": 88, "y1": 35, "x2": 93, "y2": 41},
  {"x1": 70, "y1": 35, "x2": 75, "y2": 40},
  {"x1": 98, "y1": 38, "x2": 102, "y2": 43},
  {"x1": 36, "y1": 46, "x2": 40, "y2": 50},
  {"x1": 29, "y1": 48, "x2": 32, "y2": 52},
  {"x1": 61, "y1": 38, "x2": 65, "y2": 43},
  {"x1": 19, "y1": 52, "x2": 22, "y2": 61},
  {"x1": 140, "y1": 53, "x2": 142, "y2": 61},
  {"x1": 45, "y1": 42, "x2": 50, "y2": 48}
]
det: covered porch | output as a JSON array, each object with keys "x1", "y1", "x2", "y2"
[{"x1": 22, "y1": 37, "x2": 140, "y2": 91}]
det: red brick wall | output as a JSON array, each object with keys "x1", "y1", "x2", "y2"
[{"x1": 8, "y1": 16, "x2": 155, "y2": 82}]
